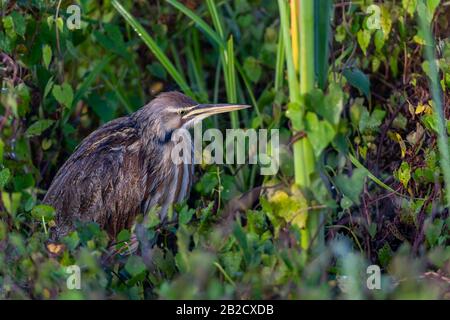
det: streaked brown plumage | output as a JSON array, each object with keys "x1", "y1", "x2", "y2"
[{"x1": 43, "y1": 91, "x2": 249, "y2": 240}]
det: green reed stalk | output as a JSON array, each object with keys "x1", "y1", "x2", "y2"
[{"x1": 418, "y1": 1, "x2": 450, "y2": 207}]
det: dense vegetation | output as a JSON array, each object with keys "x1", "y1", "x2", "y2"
[{"x1": 0, "y1": 0, "x2": 449, "y2": 299}]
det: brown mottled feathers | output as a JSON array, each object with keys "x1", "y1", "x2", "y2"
[
  {"x1": 43, "y1": 92, "x2": 196, "y2": 240},
  {"x1": 43, "y1": 117, "x2": 145, "y2": 238}
]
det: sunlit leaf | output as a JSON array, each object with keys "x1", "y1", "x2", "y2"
[
  {"x1": 31, "y1": 204, "x2": 56, "y2": 222},
  {"x1": 397, "y1": 161, "x2": 411, "y2": 188}
]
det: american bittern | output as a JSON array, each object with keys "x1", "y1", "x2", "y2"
[{"x1": 44, "y1": 92, "x2": 250, "y2": 240}]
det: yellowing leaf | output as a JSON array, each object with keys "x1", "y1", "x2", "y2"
[
  {"x1": 397, "y1": 161, "x2": 411, "y2": 188},
  {"x1": 398, "y1": 135, "x2": 407, "y2": 159},
  {"x1": 46, "y1": 242, "x2": 65, "y2": 254},
  {"x1": 388, "y1": 132, "x2": 407, "y2": 158},
  {"x1": 424, "y1": 102, "x2": 433, "y2": 114},
  {"x1": 380, "y1": 6, "x2": 392, "y2": 39},
  {"x1": 266, "y1": 186, "x2": 308, "y2": 230},
  {"x1": 415, "y1": 103, "x2": 426, "y2": 114}
]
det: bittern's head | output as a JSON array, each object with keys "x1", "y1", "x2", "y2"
[{"x1": 138, "y1": 91, "x2": 250, "y2": 141}]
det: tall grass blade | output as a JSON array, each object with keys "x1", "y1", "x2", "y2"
[
  {"x1": 112, "y1": 0, "x2": 194, "y2": 97},
  {"x1": 275, "y1": 28, "x2": 285, "y2": 92},
  {"x1": 299, "y1": 0, "x2": 315, "y2": 94},
  {"x1": 171, "y1": 0, "x2": 259, "y2": 125},
  {"x1": 277, "y1": 0, "x2": 299, "y2": 101},
  {"x1": 167, "y1": 0, "x2": 224, "y2": 48},
  {"x1": 314, "y1": 0, "x2": 333, "y2": 89},
  {"x1": 63, "y1": 54, "x2": 114, "y2": 124},
  {"x1": 290, "y1": 0, "x2": 300, "y2": 72}
]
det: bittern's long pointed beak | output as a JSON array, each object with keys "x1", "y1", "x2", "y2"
[{"x1": 183, "y1": 103, "x2": 251, "y2": 121}]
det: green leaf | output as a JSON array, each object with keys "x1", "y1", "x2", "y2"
[
  {"x1": 359, "y1": 108, "x2": 386, "y2": 132},
  {"x1": 220, "y1": 251, "x2": 242, "y2": 276},
  {"x1": 335, "y1": 24, "x2": 346, "y2": 43},
  {"x1": 378, "y1": 242, "x2": 393, "y2": 267},
  {"x1": 426, "y1": 0, "x2": 440, "y2": 18},
  {"x1": 335, "y1": 168, "x2": 368, "y2": 205},
  {"x1": 368, "y1": 223, "x2": 377, "y2": 239},
  {"x1": 42, "y1": 44, "x2": 52, "y2": 69},
  {"x1": 63, "y1": 231, "x2": 80, "y2": 250},
  {"x1": 286, "y1": 102, "x2": 303, "y2": 131},
  {"x1": 31, "y1": 204, "x2": 55, "y2": 222},
  {"x1": 402, "y1": 0, "x2": 417, "y2": 17},
  {"x1": 343, "y1": 68, "x2": 371, "y2": 99},
  {"x1": 0, "y1": 168, "x2": 11, "y2": 189},
  {"x1": 340, "y1": 196, "x2": 353, "y2": 210},
  {"x1": 56, "y1": 17, "x2": 64, "y2": 32},
  {"x1": 397, "y1": 161, "x2": 411, "y2": 188},
  {"x1": 115, "y1": 229, "x2": 132, "y2": 252},
  {"x1": 380, "y1": 5, "x2": 392, "y2": 39},
  {"x1": 195, "y1": 172, "x2": 218, "y2": 195},
  {"x1": 357, "y1": 29, "x2": 371, "y2": 55},
  {"x1": 44, "y1": 77, "x2": 54, "y2": 98},
  {"x1": 243, "y1": 56, "x2": 262, "y2": 83},
  {"x1": 88, "y1": 94, "x2": 116, "y2": 123},
  {"x1": 145, "y1": 213, "x2": 160, "y2": 229},
  {"x1": 10, "y1": 12, "x2": 26, "y2": 38},
  {"x1": 179, "y1": 206, "x2": 195, "y2": 224},
  {"x1": 374, "y1": 29, "x2": 385, "y2": 52},
  {"x1": 147, "y1": 62, "x2": 167, "y2": 80},
  {"x1": 318, "y1": 83, "x2": 344, "y2": 126},
  {"x1": 305, "y1": 112, "x2": 336, "y2": 158},
  {"x1": 233, "y1": 224, "x2": 250, "y2": 264},
  {"x1": 13, "y1": 173, "x2": 34, "y2": 191},
  {"x1": 125, "y1": 255, "x2": 146, "y2": 277},
  {"x1": 425, "y1": 218, "x2": 444, "y2": 246},
  {"x1": 2, "y1": 192, "x2": 21, "y2": 215},
  {"x1": 25, "y1": 119, "x2": 55, "y2": 137},
  {"x1": 221, "y1": 174, "x2": 239, "y2": 201},
  {"x1": 0, "y1": 31, "x2": 12, "y2": 53},
  {"x1": 3, "y1": 16, "x2": 14, "y2": 39},
  {"x1": 93, "y1": 24, "x2": 130, "y2": 59},
  {"x1": 264, "y1": 186, "x2": 308, "y2": 232},
  {"x1": 52, "y1": 83, "x2": 74, "y2": 109},
  {"x1": 0, "y1": 221, "x2": 6, "y2": 241}
]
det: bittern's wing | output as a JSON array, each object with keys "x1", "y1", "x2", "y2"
[{"x1": 44, "y1": 116, "x2": 148, "y2": 239}]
